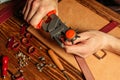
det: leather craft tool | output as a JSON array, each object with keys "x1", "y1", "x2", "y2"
[
  {"x1": 8, "y1": 69, "x2": 24, "y2": 80},
  {"x1": 2, "y1": 55, "x2": 9, "y2": 79},
  {"x1": 7, "y1": 27, "x2": 36, "y2": 54},
  {"x1": 36, "y1": 10, "x2": 80, "y2": 47},
  {"x1": 48, "y1": 49, "x2": 70, "y2": 80},
  {"x1": 12, "y1": 70, "x2": 24, "y2": 80},
  {"x1": 7, "y1": 37, "x2": 20, "y2": 51}
]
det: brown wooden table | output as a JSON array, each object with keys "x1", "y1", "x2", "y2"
[{"x1": 0, "y1": 0, "x2": 120, "y2": 80}]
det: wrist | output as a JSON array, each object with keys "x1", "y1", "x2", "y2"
[{"x1": 104, "y1": 35, "x2": 120, "y2": 53}]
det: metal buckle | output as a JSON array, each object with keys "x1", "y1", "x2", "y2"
[{"x1": 93, "y1": 49, "x2": 107, "y2": 60}]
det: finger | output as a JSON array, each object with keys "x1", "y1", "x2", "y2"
[
  {"x1": 24, "y1": 0, "x2": 33, "y2": 20},
  {"x1": 29, "y1": 8, "x2": 46, "y2": 28},
  {"x1": 30, "y1": 6, "x2": 57, "y2": 28},
  {"x1": 56, "y1": 8, "x2": 58, "y2": 15},
  {"x1": 64, "y1": 42, "x2": 93, "y2": 58},
  {"x1": 64, "y1": 31, "x2": 92, "y2": 45},
  {"x1": 26, "y1": 1, "x2": 40, "y2": 22},
  {"x1": 55, "y1": 3, "x2": 58, "y2": 15},
  {"x1": 65, "y1": 45, "x2": 80, "y2": 53},
  {"x1": 22, "y1": 0, "x2": 28, "y2": 14},
  {"x1": 64, "y1": 44, "x2": 87, "y2": 57}
]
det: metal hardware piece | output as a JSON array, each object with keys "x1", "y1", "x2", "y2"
[
  {"x1": 93, "y1": 49, "x2": 107, "y2": 60},
  {"x1": 38, "y1": 56, "x2": 45, "y2": 61},
  {"x1": 12, "y1": 70, "x2": 24, "y2": 80},
  {"x1": 36, "y1": 63, "x2": 46, "y2": 72},
  {"x1": 27, "y1": 46, "x2": 36, "y2": 54},
  {"x1": 16, "y1": 52, "x2": 30, "y2": 68},
  {"x1": 7, "y1": 37, "x2": 20, "y2": 51}
]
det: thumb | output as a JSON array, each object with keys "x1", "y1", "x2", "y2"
[
  {"x1": 64, "y1": 44, "x2": 89, "y2": 58},
  {"x1": 64, "y1": 31, "x2": 92, "y2": 45}
]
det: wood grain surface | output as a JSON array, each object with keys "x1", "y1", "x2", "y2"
[
  {"x1": 0, "y1": 16, "x2": 84, "y2": 80},
  {"x1": 1, "y1": 0, "x2": 120, "y2": 80}
]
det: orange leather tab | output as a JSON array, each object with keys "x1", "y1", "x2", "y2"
[
  {"x1": 36, "y1": 10, "x2": 56, "y2": 29},
  {"x1": 47, "y1": 10, "x2": 56, "y2": 16}
]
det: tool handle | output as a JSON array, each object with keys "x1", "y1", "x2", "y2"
[
  {"x1": 2, "y1": 56, "x2": 9, "y2": 78},
  {"x1": 48, "y1": 49, "x2": 64, "y2": 71},
  {"x1": 36, "y1": 10, "x2": 56, "y2": 29}
]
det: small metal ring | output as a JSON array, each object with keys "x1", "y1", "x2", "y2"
[
  {"x1": 28, "y1": 46, "x2": 36, "y2": 54},
  {"x1": 12, "y1": 42, "x2": 20, "y2": 51},
  {"x1": 21, "y1": 37, "x2": 30, "y2": 46},
  {"x1": 24, "y1": 32, "x2": 32, "y2": 39}
]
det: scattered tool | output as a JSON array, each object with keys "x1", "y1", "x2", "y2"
[
  {"x1": 2, "y1": 55, "x2": 9, "y2": 79},
  {"x1": 48, "y1": 49, "x2": 70, "y2": 80},
  {"x1": 7, "y1": 37, "x2": 20, "y2": 51},
  {"x1": 12, "y1": 70, "x2": 24, "y2": 80},
  {"x1": 8, "y1": 69, "x2": 24, "y2": 80}
]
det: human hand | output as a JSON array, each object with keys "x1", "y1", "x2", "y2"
[
  {"x1": 64, "y1": 30, "x2": 111, "y2": 58},
  {"x1": 22, "y1": 0, "x2": 58, "y2": 28}
]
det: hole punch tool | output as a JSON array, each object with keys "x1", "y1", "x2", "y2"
[{"x1": 36, "y1": 10, "x2": 80, "y2": 47}]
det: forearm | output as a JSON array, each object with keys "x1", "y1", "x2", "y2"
[{"x1": 105, "y1": 35, "x2": 120, "y2": 55}]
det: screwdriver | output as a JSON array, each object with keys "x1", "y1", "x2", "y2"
[
  {"x1": 2, "y1": 55, "x2": 9, "y2": 79},
  {"x1": 48, "y1": 49, "x2": 70, "y2": 80}
]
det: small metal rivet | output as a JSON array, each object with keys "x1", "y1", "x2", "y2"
[{"x1": 39, "y1": 56, "x2": 45, "y2": 61}]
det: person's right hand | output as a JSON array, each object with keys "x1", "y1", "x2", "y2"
[{"x1": 22, "y1": 0, "x2": 58, "y2": 29}]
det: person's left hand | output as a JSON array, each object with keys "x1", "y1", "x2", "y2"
[{"x1": 64, "y1": 30, "x2": 109, "y2": 58}]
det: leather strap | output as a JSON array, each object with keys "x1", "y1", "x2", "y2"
[
  {"x1": 99, "y1": 21, "x2": 119, "y2": 33},
  {"x1": 75, "y1": 56, "x2": 94, "y2": 80}
]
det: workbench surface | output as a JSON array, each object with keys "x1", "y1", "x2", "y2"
[
  {"x1": 0, "y1": 1, "x2": 84, "y2": 80},
  {"x1": 1, "y1": 0, "x2": 120, "y2": 80},
  {"x1": 0, "y1": 17, "x2": 85, "y2": 80}
]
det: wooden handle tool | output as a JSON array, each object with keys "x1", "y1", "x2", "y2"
[
  {"x1": 48, "y1": 49, "x2": 70, "y2": 80},
  {"x1": 48, "y1": 49, "x2": 64, "y2": 71}
]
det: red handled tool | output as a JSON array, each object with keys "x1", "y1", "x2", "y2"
[
  {"x1": 36, "y1": 10, "x2": 56, "y2": 29},
  {"x1": 2, "y1": 55, "x2": 9, "y2": 79},
  {"x1": 37, "y1": 10, "x2": 80, "y2": 47}
]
